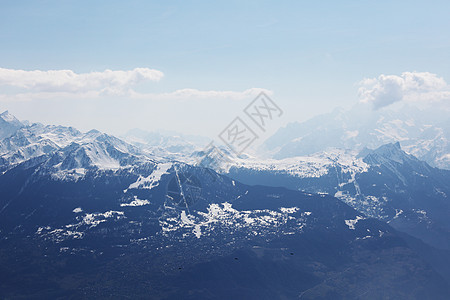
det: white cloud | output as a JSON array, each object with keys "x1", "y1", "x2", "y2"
[
  {"x1": 0, "y1": 67, "x2": 271, "y2": 102},
  {"x1": 358, "y1": 71, "x2": 450, "y2": 109},
  {"x1": 0, "y1": 88, "x2": 272, "y2": 103},
  {"x1": 129, "y1": 87, "x2": 272, "y2": 101},
  {"x1": 0, "y1": 67, "x2": 164, "y2": 93}
]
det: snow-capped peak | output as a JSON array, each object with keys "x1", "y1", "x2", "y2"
[
  {"x1": 363, "y1": 142, "x2": 416, "y2": 165},
  {"x1": 0, "y1": 115, "x2": 155, "y2": 175},
  {"x1": 0, "y1": 110, "x2": 17, "y2": 123},
  {"x1": 0, "y1": 111, "x2": 24, "y2": 140}
]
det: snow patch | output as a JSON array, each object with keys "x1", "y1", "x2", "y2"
[
  {"x1": 279, "y1": 207, "x2": 299, "y2": 214},
  {"x1": 159, "y1": 202, "x2": 309, "y2": 239},
  {"x1": 345, "y1": 216, "x2": 364, "y2": 230},
  {"x1": 125, "y1": 162, "x2": 172, "y2": 192},
  {"x1": 120, "y1": 196, "x2": 150, "y2": 207}
]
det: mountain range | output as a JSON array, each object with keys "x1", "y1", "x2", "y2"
[{"x1": 0, "y1": 110, "x2": 449, "y2": 299}]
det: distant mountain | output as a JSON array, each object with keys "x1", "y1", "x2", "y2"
[
  {"x1": 263, "y1": 104, "x2": 450, "y2": 169},
  {"x1": 0, "y1": 122, "x2": 150, "y2": 176},
  {"x1": 1, "y1": 112, "x2": 449, "y2": 298},
  {"x1": 0, "y1": 110, "x2": 24, "y2": 140},
  {"x1": 123, "y1": 128, "x2": 210, "y2": 159}
]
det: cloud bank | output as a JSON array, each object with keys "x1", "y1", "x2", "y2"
[
  {"x1": 0, "y1": 67, "x2": 271, "y2": 102},
  {"x1": 358, "y1": 71, "x2": 450, "y2": 109},
  {"x1": 0, "y1": 67, "x2": 164, "y2": 93},
  {"x1": 129, "y1": 88, "x2": 272, "y2": 101}
]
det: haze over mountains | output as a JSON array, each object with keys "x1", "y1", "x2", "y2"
[
  {"x1": 262, "y1": 104, "x2": 450, "y2": 170},
  {"x1": 0, "y1": 108, "x2": 449, "y2": 299}
]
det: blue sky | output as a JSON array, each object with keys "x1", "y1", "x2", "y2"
[{"x1": 0, "y1": 0, "x2": 449, "y2": 137}]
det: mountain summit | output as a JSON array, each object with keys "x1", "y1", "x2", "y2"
[{"x1": 0, "y1": 110, "x2": 24, "y2": 140}]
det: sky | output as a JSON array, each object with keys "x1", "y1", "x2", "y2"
[{"x1": 0, "y1": 0, "x2": 449, "y2": 139}]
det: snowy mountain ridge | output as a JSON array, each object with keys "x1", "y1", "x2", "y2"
[
  {"x1": 224, "y1": 148, "x2": 369, "y2": 179},
  {"x1": 0, "y1": 112, "x2": 160, "y2": 179},
  {"x1": 1, "y1": 110, "x2": 446, "y2": 186},
  {"x1": 0, "y1": 110, "x2": 24, "y2": 140}
]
